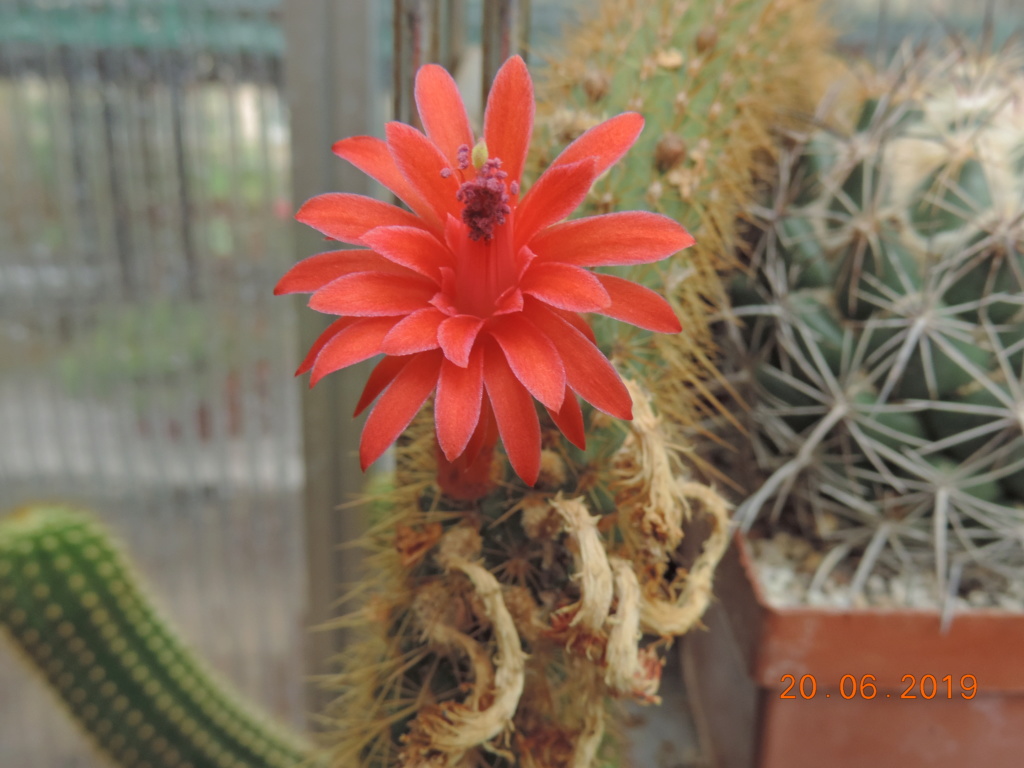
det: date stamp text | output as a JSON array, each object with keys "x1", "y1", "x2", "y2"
[{"x1": 779, "y1": 674, "x2": 977, "y2": 700}]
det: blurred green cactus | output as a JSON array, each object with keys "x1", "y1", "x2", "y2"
[
  {"x1": 725, "y1": 40, "x2": 1024, "y2": 595},
  {"x1": 0, "y1": 505, "x2": 315, "y2": 768}
]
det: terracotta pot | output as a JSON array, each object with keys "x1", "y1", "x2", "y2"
[{"x1": 682, "y1": 533, "x2": 1024, "y2": 768}]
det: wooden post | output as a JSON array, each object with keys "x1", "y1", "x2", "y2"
[
  {"x1": 393, "y1": 0, "x2": 473, "y2": 126},
  {"x1": 393, "y1": 0, "x2": 426, "y2": 126},
  {"x1": 282, "y1": 0, "x2": 378, "y2": 722},
  {"x1": 481, "y1": 0, "x2": 530, "y2": 107}
]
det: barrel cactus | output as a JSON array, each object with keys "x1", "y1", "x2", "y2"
[{"x1": 725, "y1": 40, "x2": 1024, "y2": 601}]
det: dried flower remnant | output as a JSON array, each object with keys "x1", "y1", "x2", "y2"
[
  {"x1": 276, "y1": 56, "x2": 693, "y2": 491},
  {"x1": 695, "y1": 25, "x2": 718, "y2": 53},
  {"x1": 551, "y1": 495, "x2": 614, "y2": 640},
  {"x1": 401, "y1": 542, "x2": 526, "y2": 768},
  {"x1": 604, "y1": 557, "x2": 648, "y2": 699},
  {"x1": 655, "y1": 48, "x2": 685, "y2": 70},
  {"x1": 611, "y1": 381, "x2": 731, "y2": 636},
  {"x1": 655, "y1": 133, "x2": 687, "y2": 173},
  {"x1": 582, "y1": 69, "x2": 610, "y2": 103}
]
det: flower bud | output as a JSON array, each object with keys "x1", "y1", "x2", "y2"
[
  {"x1": 582, "y1": 69, "x2": 609, "y2": 103},
  {"x1": 471, "y1": 140, "x2": 489, "y2": 170},
  {"x1": 696, "y1": 26, "x2": 718, "y2": 53},
  {"x1": 655, "y1": 133, "x2": 687, "y2": 173}
]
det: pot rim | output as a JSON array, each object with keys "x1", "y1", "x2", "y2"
[{"x1": 721, "y1": 532, "x2": 1024, "y2": 690}]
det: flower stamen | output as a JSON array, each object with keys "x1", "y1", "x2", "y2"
[
  {"x1": 456, "y1": 158, "x2": 511, "y2": 241},
  {"x1": 457, "y1": 144, "x2": 471, "y2": 171}
]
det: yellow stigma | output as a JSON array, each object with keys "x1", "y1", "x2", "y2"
[{"x1": 471, "y1": 140, "x2": 489, "y2": 170}]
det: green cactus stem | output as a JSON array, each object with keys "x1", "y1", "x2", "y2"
[
  {"x1": 531, "y1": 0, "x2": 836, "y2": 432},
  {"x1": 0, "y1": 505, "x2": 315, "y2": 768}
]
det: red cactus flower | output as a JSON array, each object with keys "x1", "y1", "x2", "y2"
[{"x1": 276, "y1": 55, "x2": 693, "y2": 489}]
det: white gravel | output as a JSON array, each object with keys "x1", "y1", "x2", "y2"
[{"x1": 749, "y1": 532, "x2": 1024, "y2": 612}]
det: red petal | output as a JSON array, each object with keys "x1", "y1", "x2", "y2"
[
  {"x1": 310, "y1": 317, "x2": 399, "y2": 386},
  {"x1": 360, "y1": 226, "x2": 454, "y2": 281},
  {"x1": 355, "y1": 355, "x2": 408, "y2": 416},
  {"x1": 296, "y1": 193, "x2": 424, "y2": 246},
  {"x1": 415, "y1": 64, "x2": 474, "y2": 165},
  {"x1": 515, "y1": 244, "x2": 538, "y2": 279},
  {"x1": 525, "y1": 299, "x2": 632, "y2": 420},
  {"x1": 296, "y1": 318, "x2": 353, "y2": 375},
  {"x1": 551, "y1": 307, "x2": 597, "y2": 344},
  {"x1": 514, "y1": 159, "x2": 598, "y2": 248},
  {"x1": 309, "y1": 272, "x2": 436, "y2": 316},
  {"x1": 333, "y1": 135, "x2": 430, "y2": 217},
  {"x1": 275, "y1": 249, "x2": 412, "y2": 295},
  {"x1": 380, "y1": 307, "x2": 445, "y2": 355},
  {"x1": 438, "y1": 315, "x2": 485, "y2": 367},
  {"x1": 550, "y1": 112, "x2": 644, "y2": 177},
  {"x1": 487, "y1": 315, "x2": 566, "y2": 411},
  {"x1": 360, "y1": 351, "x2": 443, "y2": 470},
  {"x1": 493, "y1": 287, "x2": 524, "y2": 316},
  {"x1": 483, "y1": 55, "x2": 534, "y2": 186},
  {"x1": 483, "y1": 341, "x2": 540, "y2": 485},
  {"x1": 531, "y1": 211, "x2": 694, "y2": 267},
  {"x1": 547, "y1": 386, "x2": 586, "y2": 450},
  {"x1": 386, "y1": 122, "x2": 461, "y2": 224},
  {"x1": 594, "y1": 274, "x2": 682, "y2": 333},
  {"x1": 435, "y1": 347, "x2": 484, "y2": 460},
  {"x1": 520, "y1": 262, "x2": 611, "y2": 312}
]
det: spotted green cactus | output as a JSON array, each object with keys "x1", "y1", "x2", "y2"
[{"x1": 0, "y1": 505, "x2": 315, "y2": 768}]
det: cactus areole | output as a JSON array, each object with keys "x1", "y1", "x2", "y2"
[{"x1": 276, "y1": 56, "x2": 693, "y2": 495}]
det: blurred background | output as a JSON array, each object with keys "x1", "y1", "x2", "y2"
[{"x1": 0, "y1": 1, "x2": 1021, "y2": 766}]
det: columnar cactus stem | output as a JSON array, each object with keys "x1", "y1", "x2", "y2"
[
  {"x1": 0, "y1": 505, "x2": 315, "y2": 768},
  {"x1": 323, "y1": 1, "x2": 833, "y2": 765}
]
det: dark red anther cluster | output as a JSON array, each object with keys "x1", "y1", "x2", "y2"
[{"x1": 456, "y1": 157, "x2": 511, "y2": 241}]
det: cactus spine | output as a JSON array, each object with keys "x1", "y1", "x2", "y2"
[
  {"x1": 0, "y1": 505, "x2": 315, "y2": 768},
  {"x1": 725, "y1": 40, "x2": 1024, "y2": 598},
  {"x1": 326, "y1": 1, "x2": 832, "y2": 767},
  {"x1": 533, "y1": 0, "x2": 836, "y2": 449}
]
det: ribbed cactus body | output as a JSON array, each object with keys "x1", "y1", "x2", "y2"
[
  {"x1": 0, "y1": 505, "x2": 313, "y2": 768},
  {"x1": 727, "y1": 42, "x2": 1024, "y2": 592}
]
